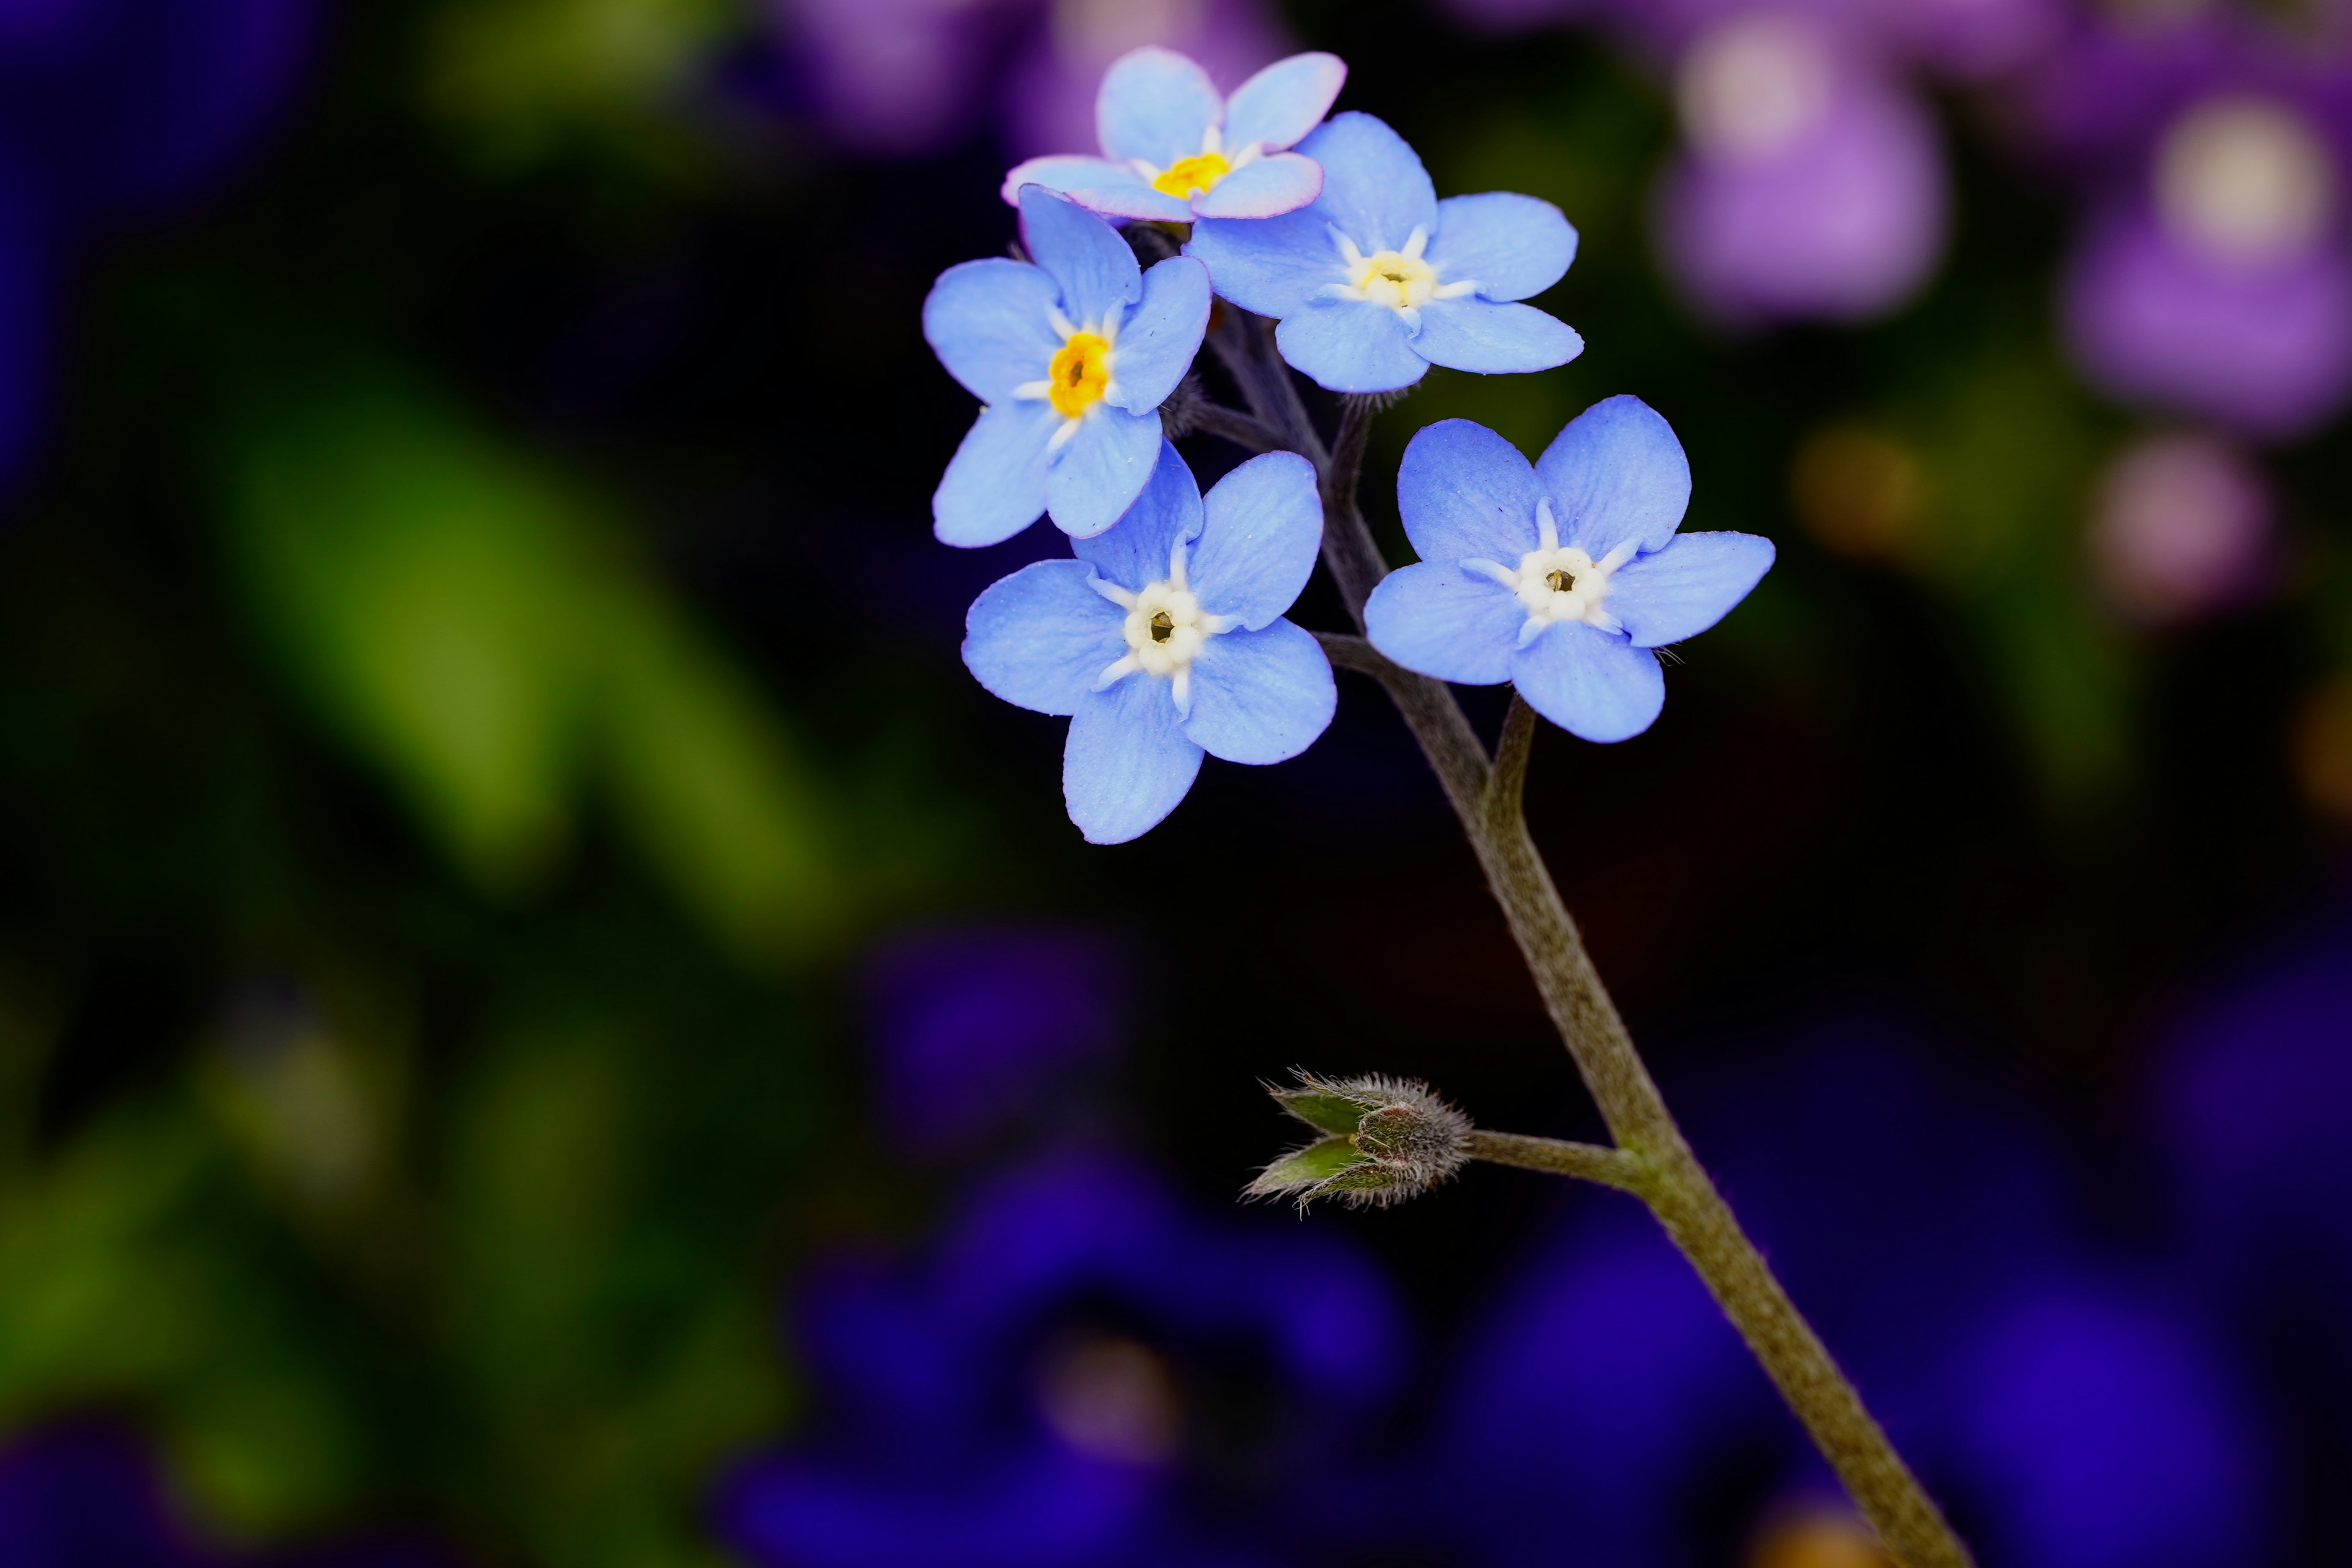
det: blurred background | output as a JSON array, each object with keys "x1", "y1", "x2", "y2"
[{"x1": 4, "y1": 0, "x2": 2352, "y2": 1564}]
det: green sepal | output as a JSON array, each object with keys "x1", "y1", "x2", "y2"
[
  {"x1": 1272, "y1": 1088, "x2": 1372, "y2": 1137},
  {"x1": 1255, "y1": 1136, "x2": 1366, "y2": 1189}
]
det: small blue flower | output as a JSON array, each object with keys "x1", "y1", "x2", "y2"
[
  {"x1": 1186, "y1": 112, "x2": 1583, "y2": 393},
  {"x1": 1362, "y1": 398, "x2": 1773, "y2": 742},
  {"x1": 924, "y1": 186, "x2": 1211, "y2": 546},
  {"x1": 1001, "y1": 46, "x2": 1344, "y2": 225},
  {"x1": 962, "y1": 440, "x2": 1334, "y2": 844}
]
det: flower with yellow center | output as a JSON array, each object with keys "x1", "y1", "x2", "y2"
[
  {"x1": 1330, "y1": 226, "x2": 1480, "y2": 322},
  {"x1": 1152, "y1": 151, "x2": 1232, "y2": 200},
  {"x1": 1014, "y1": 310, "x2": 1126, "y2": 446}
]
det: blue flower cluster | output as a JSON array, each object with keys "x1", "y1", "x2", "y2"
[{"x1": 922, "y1": 44, "x2": 1775, "y2": 841}]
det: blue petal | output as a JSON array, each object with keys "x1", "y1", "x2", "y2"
[
  {"x1": 1428, "y1": 192, "x2": 1578, "y2": 301},
  {"x1": 1297, "y1": 113, "x2": 1438, "y2": 254},
  {"x1": 1065, "y1": 673, "x2": 1204, "y2": 843},
  {"x1": 1509, "y1": 621, "x2": 1665, "y2": 743},
  {"x1": 935, "y1": 399, "x2": 1056, "y2": 546},
  {"x1": 1221, "y1": 52, "x2": 1347, "y2": 152},
  {"x1": 1191, "y1": 152, "x2": 1322, "y2": 219},
  {"x1": 1412, "y1": 298, "x2": 1585, "y2": 376},
  {"x1": 1536, "y1": 395, "x2": 1693, "y2": 560},
  {"x1": 922, "y1": 258, "x2": 1061, "y2": 403},
  {"x1": 1182, "y1": 619, "x2": 1335, "y2": 764},
  {"x1": 1046, "y1": 405, "x2": 1163, "y2": 538},
  {"x1": 1189, "y1": 450, "x2": 1322, "y2": 628},
  {"x1": 1396, "y1": 417, "x2": 1544, "y2": 565},
  {"x1": 1363, "y1": 562, "x2": 1525, "y2": 685},
  {"x1": 1072, "y1": 439, "x2": 1201, "y2": 587},
  {"x1": 1104, "y1": 255, "x2": 1208, "y2": 413},
  {"x1": 1607, "y1": 532, "x2": 1774, "y2": 649},
  {"x1": 1276, "y1": 297, "x2": 1429, "y2": 393},
  {"x1": 963, "y1": 559, "x2": 1129, "y2": 716},
  {"x1": 1002, "y1": 156, "x2": 1193, "y2": 224},
  {"x1": 1095, "y1": 46, "x2": 1221, "y2": 169},
  {"x1": 1018, "y1": 186, "x2": 1142, "y2": 329},
  {"x1": 1185, "y1": 208, "x2": 1340, "y2": 318}
]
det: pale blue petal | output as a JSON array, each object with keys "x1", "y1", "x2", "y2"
[
  {"x1": 1395, "y1": 417, "x2": 1543, "y2": 565},
  {"x1": 1535, "y1": 395, "x2": 1693, "y2": 560},
  {"x1": 1607, "y1": 532, "x2": 1776, "y2": 648},
  {"x1": 1428, "y1": 192, "x2": 1578, "y2": 301},
  {"x1": 1096, "y1": 46, "x2": 1221, "y2": 169},
  {"x1": 934, "y1": 399, "x2": 1056, "y2": 546},
  {"x1": 1065, "y1": 673, "x2": 1204, "y2": 843},
  {"x1": 1189, "y1": 451, "x2": 1321, "y2": 629},
  {"x1": 1297, "y1": 113, "x2": 1437, "y2": 254},
  {"x1": 922, "y1": 258, "x2": 1061, "y2": 402},
  {"x1": 1185, "y1": 208, "x2": 1340, "y2": 318},
  {"x1": 1510, "y1": 621, "x2": 1665, "y2": 743},
  {"x1": 1221, "y1": 52, "x2": 1346, "y2": 152},
  {"x1": 1003, "y1": 156, "x2": 1193, "y2": 224},
  {"x1": 1182, "y1": 620, "x2": 1335, "y2": 764},
  {"x1": 1191, "y1": 153, "x2": 1322, "y2": 219},
  {"x1": 1412, "y1": 298, "x2": 1584, "y2": 376},
  {"x1": 1276, "y1": 297, "x2": 1429, "y2": 393},
  {"x1": 1363, "y1": 562, "x2": 1524, "y2": 685},
  {"x1": 1019, "y1": 186, "x2": 1142, "y2": 328},
  {"x1": 1072, "y1": 439, "x2": 1201, "y2": 587},
  {"x1": 962, "y1": 560, "x2": 1128, "y2": 716},
  {"x1": 1046, "y1": 405, "x2": 1164, "y2": 538},
  {"x1": 1103, "y1": 256, "x2": 1209, "y2": 413}
]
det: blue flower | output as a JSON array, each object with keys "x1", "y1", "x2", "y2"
[
  {"x1": 962, "y1": 440, "x2": 1335, "y2": 844},
  {"x1": 1185, "y1": 112, "x2": 1582, "y2": 393},
  {"x1": 1002, "y1": 47, "x2": 1344, "y2": 225},
  {"x1": 924, "y1": 186, "x2": 1211, "y2": 546},
  {"x1": 1362, "y1": 398, "x2": 1773, "y2": 742}
]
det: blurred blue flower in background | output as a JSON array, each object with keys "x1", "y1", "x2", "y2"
[{"x1": 714, "y1": 1150, "x2": 1403, "y2": 1568}]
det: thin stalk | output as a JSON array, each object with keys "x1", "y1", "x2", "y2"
[{"x1": 1466, "y1": 1129, "x2": 1648, "y2": 1192}]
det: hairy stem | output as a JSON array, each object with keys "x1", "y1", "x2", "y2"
[
  {"x1": 1262, "y1": 334, "x2": 1972, "y2": 1568},
  {"x1": 1466, "y1": 1129, "x2": 1647, "y2": 1192}
]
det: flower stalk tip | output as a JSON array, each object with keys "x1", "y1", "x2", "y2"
[{"x1": 1248, "y1": 1071, "x2": 1472, "y2": 1210}]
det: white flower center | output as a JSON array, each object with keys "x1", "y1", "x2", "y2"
[
  {"x1": 1329, "y1": 227, "x2": 1480, "y2": 318},
  {"x1": 2156, "y1": 94, "x2": 2335, "y2": 266},
  {"x1": 1677, "y1": 13, "x2": 1835, "y2": 164},
  {"x1": 1088, "y1": 534, "x2": 1230, "y2": 712},
  {"x1": 1464, "y1": 500, "x2": 1632, "y2": 644}
]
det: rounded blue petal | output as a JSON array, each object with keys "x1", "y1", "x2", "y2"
[
  {"x1": 1364, "y1": 562, "x2": 1525, "y2": 686},
  {"x1": 1607, "y1": 532, "x2": 1775, "y2": 649},
  {"x1": 1095, "y1": 46, "x2": 1221, "y2": 169},
  {"x1": 962, "y1": 559, "x2": 1129, "y2": 716},
  {"x1": 1396, "y1": 418, "x2": 1544, "y2": 566},
  {"x1": 923, "y1": 257, "x2": 1061, "y2": 403},
  {"x1": 1535, "y1": 396, "x2": 1693, "y2": 560},
  {"x1": 1103, "y1": 255, "x2": 1209, "y2": 414},
  {"x1": 1412, "y1": 298, "x2": 1584, "y2": 377},
  {"x1": 1017, "y1": 186, "x2": 1142, "y2": 329},
  {"x1": 1065, "y1": 673, "x2": 1204, "y2": 843},
  {"x1": 1185, "y1": 208, "x2": 1338, "y2": 318},
  {"x1": 1509, "y1": 621, "x2": 1665, "y2": 743},
  {"x1": 1429, "y1": 192, "x2": 1578, "y2": 302},
  {"x1": 1072, "y1": 439, "x2": 1201, "y2": 587},
  {"x1": 1188, "y1": 450, "x2": 1322, "y2": 629},
  {"x1": 1182, "y1": 619, "x2": 1335, "y2": 765},
  {"x1": 1191, "y1": 151, "x2": 1322, "y2": 220},
  {"x1": 1046, "y1": 405, "x2": 1163, "y2": 538},
  {"x1": 1001, "y1": 156, "x2": 1192, "y2": 224},
  {"x1": 934, "y1": 399, "x2": 1057, "y2": 546},
  {"x1": 1296, "y1": 113, "x2": 1438, "y2": 254},
  {"x1": 1221, "y1": 52, "x2": 1346, "y2": 153},
  {"x1": 1276, "y1": 297, "x2": 1429, "y2": 393}
]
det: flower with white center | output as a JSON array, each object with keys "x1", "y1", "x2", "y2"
[
  {"x1": 1187, "y1": 113, "x2": 1583, "y2": 393},
  {"x1": 1676, "y1": 12, "x2": 1836, "y2": 165},
  {"x1": 924, "y1": 186, "x2": 1210, "y2": 545},
  {"x1": 1002, "y1": 45, "x2": 1346, "y2": 224},
  {"x1": 2155, "y1": 94, "x2": 2336, "y2": 269},
  {"x1": 963, "y1": 441, "x2": 1333, "y2": 844},
  {"x1": 1365, "y1": 399, "x2": 1775, "y2": 744}
]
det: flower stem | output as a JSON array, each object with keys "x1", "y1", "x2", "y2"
[{"x1": 1254, "y1": 337, "x2": 1973, "y2": 1568}]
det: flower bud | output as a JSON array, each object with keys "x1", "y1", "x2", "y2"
[{"x1": 1245, "y1": 1072, "x2": 1472, "y2": 1210}]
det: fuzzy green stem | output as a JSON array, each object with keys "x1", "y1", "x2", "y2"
[{"x1": 1466, "y1": 1129, "x2": 1648, "y2": 1191}]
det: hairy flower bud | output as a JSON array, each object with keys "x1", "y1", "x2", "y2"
[{"x1": 1246, "y1": 1071, "x2": 1472, "y2": 1210}]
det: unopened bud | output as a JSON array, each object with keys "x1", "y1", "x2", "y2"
[{"x1": 1245, "y1": 1072, "x2": 1472, "y2": 1210}]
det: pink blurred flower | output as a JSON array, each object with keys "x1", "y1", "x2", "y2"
[{"x1": 2086, "y1": 430, "x2": 2275, "y2": 625}]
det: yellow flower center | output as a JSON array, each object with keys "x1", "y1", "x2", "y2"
[
  {"x1": 1346, "y1": 248, "x2": 1441, "y2": 311},
  {"x1": 1153, "y1": 151, "x2": 1232, "y2": 200},
  {"x1": 1047, "y1": 331, "x2": 1112, "y2": 419}
]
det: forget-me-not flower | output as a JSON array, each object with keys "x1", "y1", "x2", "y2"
[
  {"x1": 1363, "y1": 398, "x2": 1773, "y2": 742},
  {"x1": 962, "y1": 440, "x2": 1334, "y2": 843},
  {"x1": 1001, "y1": 45, "x2": 1344, "y2": 224},
  {"x1": 1185, "y1": 112, "x2": 1583, "y2": 393},
  {"x1": 924, "y1": 186, "x2": 1210, "y2": 545}
]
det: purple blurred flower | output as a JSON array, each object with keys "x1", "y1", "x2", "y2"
[
  {"x1": 715, "y1": 1151, "x2": 1403, "y2": 1568},
  {"x1": 2087, "y1": 429, "x2": 2275, "y2": 625}
]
